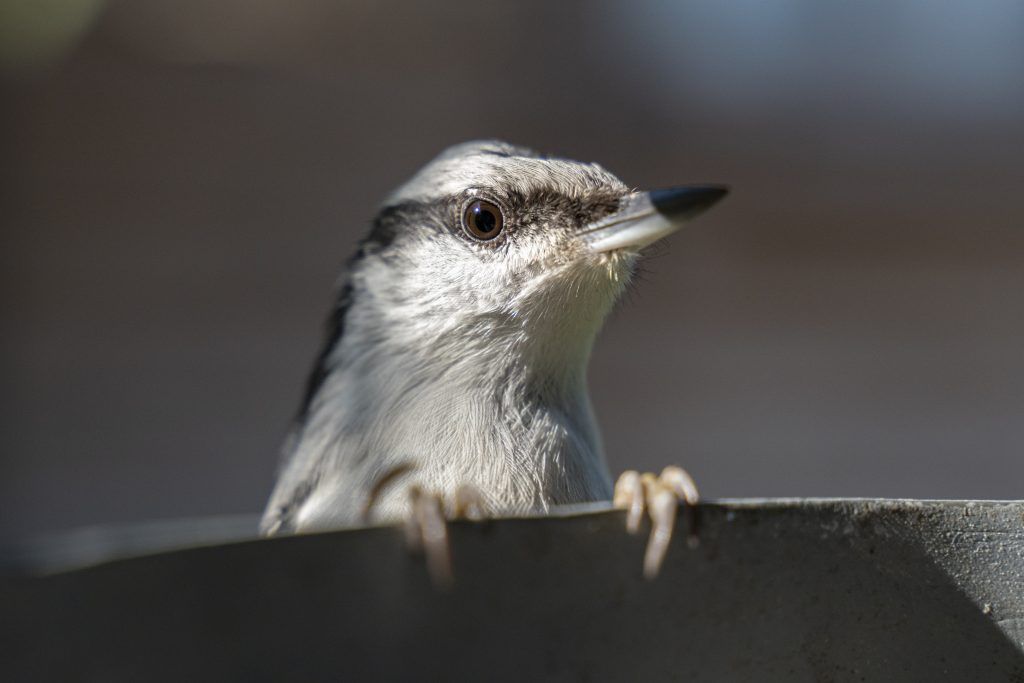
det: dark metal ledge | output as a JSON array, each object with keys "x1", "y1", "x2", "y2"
[{"x1": 3, "y1": 499, "x2": 1024, "y2": 682}]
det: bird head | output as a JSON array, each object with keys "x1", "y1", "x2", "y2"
[{"x1": 318, "y1": 141, "x2": 727, "y2": 402}]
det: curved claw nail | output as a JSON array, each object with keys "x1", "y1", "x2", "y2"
[
  {"x1": 406, "y1": 488, "x2": 453, "y2": 589},
  {"x1": 661, "y1": 465, "x2": 701, "y2": 547},
  {"x1": 660, "y1": 466, "x2": 699, "y2": 505},
  {"x1": 643, "y1": 487, "x2": 678, "y2": 580},
  {"x1": 453, "y1": 484, "x2": 486, "y2": 521},
  {"x1": 614, "y1": 470, "x2": 646, "y2": 534}
]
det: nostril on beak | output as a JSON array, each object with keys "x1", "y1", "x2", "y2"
[{"x1": 649, "y1": 185, "x2": 729, "y2": 221}]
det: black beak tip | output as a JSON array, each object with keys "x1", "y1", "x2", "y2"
[{"x1": 649, "y1": 185, "x2": 730, "y2": 220}]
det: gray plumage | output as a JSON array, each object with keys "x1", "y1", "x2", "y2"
[{"x1": 261, "y1": 141, "x2": 725, "y2": 534}]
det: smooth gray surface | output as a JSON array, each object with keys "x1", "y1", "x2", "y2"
[{"x1": 3, "y1": 499, "x2": 1024, "y2": 682}]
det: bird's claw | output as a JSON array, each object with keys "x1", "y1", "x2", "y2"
[
  {"x1": 405, "y1": 486, "x2": 452, "y2": 588},
  {"x1": 452, "y1": 483, "x2": 486, "y2": 521},
  {"x1": 404, "y1": 484, "x2": 486, "y2": 589},
  {"x1": 613, "y1": 465, "x2": 700, "y2": 580}
]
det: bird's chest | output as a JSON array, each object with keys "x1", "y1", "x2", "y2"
[{"x1": 362, "y1": 383, "x2": 612, "y2": 518}]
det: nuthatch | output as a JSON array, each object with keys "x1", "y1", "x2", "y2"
[{"x1": 262, "y1": 141, "x2": 727, "y2": 581}]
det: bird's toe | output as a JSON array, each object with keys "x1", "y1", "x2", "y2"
[{"x1": 613, "y1": 465, "x2": 701, "y2": 579}]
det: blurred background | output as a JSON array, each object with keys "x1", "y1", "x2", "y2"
[{"x1": 2, "y1": 0, "x2": 1023, "y2": 539}]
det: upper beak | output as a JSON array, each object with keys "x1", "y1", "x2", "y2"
[{"x1": 581, "y1": 185, "x2": 729, "y2": 253}]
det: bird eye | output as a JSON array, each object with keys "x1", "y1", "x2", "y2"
[{"x1": 462, "y1": 200, "x2": 504, "y2": 241}]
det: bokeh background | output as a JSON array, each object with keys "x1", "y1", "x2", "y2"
[{"x1": 3, "y1": 0, "x2": 1023, "y2": 539}]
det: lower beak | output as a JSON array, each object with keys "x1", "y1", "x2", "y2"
[{"x1": 581, "y1": 185, "x2": 728, "y2": 253}]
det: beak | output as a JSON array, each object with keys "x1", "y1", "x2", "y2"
[{"x1": 581, "y1": 185, "x2": 729, "y2": 253}]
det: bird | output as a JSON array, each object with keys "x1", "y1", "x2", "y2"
[{"x1": 261, "y1": 140, "x2": 727, "y2": 580}]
